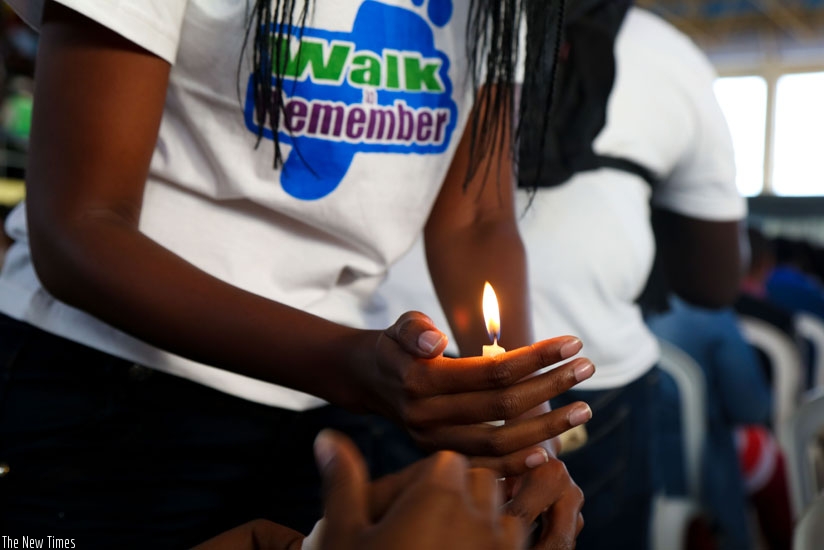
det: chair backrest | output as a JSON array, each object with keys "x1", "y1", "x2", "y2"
[
  {"x1": 793, "y1": 491, "x2": 824, "y2": 550},
  {"x1": 657, "y1": 339, "x2": 708, "y2": 500},
  {"x1": 650, "y1": 340, "x2": 709, "y2": 550},
  {"x1": 795, "y1": 313, "x2": 824, "y2": 391},
  {"x1": 739, "y1": 315, "x2": 804, "y2": 438},
  {"x1": 780, "y1": 393, "x2": 824, "y2": 519}
]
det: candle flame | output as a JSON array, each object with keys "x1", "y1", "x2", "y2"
[{"x1": 483, "y1": 282, "x2": 501, "y2": 343}]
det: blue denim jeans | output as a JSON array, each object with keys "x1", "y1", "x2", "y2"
[
  {"x1": 551, "y1": 367, "x2": 660, "y2": 550},
  {"x1": 0, "y1": 313, "x2": 419, "y2": 548}
]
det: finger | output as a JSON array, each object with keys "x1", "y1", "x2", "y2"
[
  {"x1": 535, "y1": 490, "x2": 585, "y2": 550},
  {"x1": 400, "y1": 336, "x2": 583, "y2": 397},
  {"x1": 403, "y1": 358, "x2": 595, "y2": 426},
  {"x1": 421, "y1": 402, "x2": 592, "y2": 459},
  {"x1": 469, "y1": 446, "x2": 550, "y2": 478},
  {"x1": 314, "y1": 430, "x2": 370, "y2": 542},
  {"x1": 502, "y1": 461, "x2": 583, "y2": 550},
  {"x1": 384, "y1": 311, "x2": 449, "y2": 358},
  {"x1": 467, "y1": 468, "x2": 501, "y2": 515},
  {"x1": 418, "y1": 450, "x2": 471, "y2": 493},
  {"x1": 368, "y1": 458, "x2": 430, "y2": 521},
  {"x1": 505, "y1": 460, "x2": 568, "y2": 525},
  {"x1": 500, "y1": 514, "x2": 528, "y2": 550}
]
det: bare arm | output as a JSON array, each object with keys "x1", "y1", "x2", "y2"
[
  {"x1": 425, "y1": 103, "x2": 532, "y2": 355},
  {"x1": 651, "y1": 208, "x2": 742, "y2": 309},
  {"x1": 27, "y1": 3, "x2": 375, "y2": 409}
]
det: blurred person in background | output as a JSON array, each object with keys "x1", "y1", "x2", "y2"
[
  {"x1": 743, "y1": 227, "x2": 824, "y2": 322},
  {"x1": 1, "y1": 4, "x2": 37, "y2": 77},
  {"x1": 648, "y1": 295, "x2": 792, "y2": 550},
  {"x1": 740, "y1": 227, "x2": 777, "y2": 301},
  {"x1": 736, "y1": 227, "x2": 797, "y2": 338},
  {"x1": 766, "y1": 236, "x2": 824, "y2": 320}
]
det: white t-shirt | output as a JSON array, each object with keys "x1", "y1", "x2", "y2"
[
  {"x1": 372, "y1": 8, "x2": 746, "y2": 390},
  {"x1": 1, "y1": 0, "x2": 474, "y2": 410}
]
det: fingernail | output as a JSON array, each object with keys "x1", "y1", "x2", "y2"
[
  {"x1": 568, "y1": 403, "x2": 592, "y2": 427},
  {"x1": 560, "y1": 338, "x2": 583, "y2": 359},
  {"x1": 574, "y1": 361, "x2": 595, "y2": 382},
  {"x1": 314, "y1": 430, "x2": 336, "y2": 472},
  {"x1": 418, "y1": 330, "x2": 445, "y2": 354},
  {"x1": 525, "y1": 447, "x2": 549, "y2": 469}
]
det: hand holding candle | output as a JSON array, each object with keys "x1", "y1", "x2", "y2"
[
  {"x1": 480, "y1": 281, "x2": 589, "y2": 448},
  {"x1": 374, "y1": 306, "x2": 595, "y2": 475}
]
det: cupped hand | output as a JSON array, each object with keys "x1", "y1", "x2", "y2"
[
  {"x1": 360, "y1": 311, "x2": 594, "y2": 476},
  {"x1": 504, "y1": 457, "x2": 585, "y2": 550},
  {"x1": 316, "y1": 430, "x2": 525, "y2": 550},
  {"x1": 365, "y1": 435, "x2": 585, "y2": 550}
]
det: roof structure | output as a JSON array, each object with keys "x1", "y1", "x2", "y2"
[{"x1": 637, "y1": 0, "x2": 824, "y2": 50}]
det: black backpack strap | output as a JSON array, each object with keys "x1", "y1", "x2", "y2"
[
  {"x1": 518, "y1": 0, "x2": 634, "y2": 190},
  {"x1": 567, "y1": 153, "x2": 659, "y2": 188}
]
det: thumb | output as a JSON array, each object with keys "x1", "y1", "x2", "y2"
[
  {"x1": 314, "y1": 430, "x2": 370, "y2": 545},
  {"x1": 384, "y1": 311, "x2": 448, "y2": 358}
]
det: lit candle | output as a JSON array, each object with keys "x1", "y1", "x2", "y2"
[
  {"x1": 482, "y1": 282, "x2": 505, "y2": 427},
  {"x1": 482, "y1": 282, "x2": 505, "y2": 358}
]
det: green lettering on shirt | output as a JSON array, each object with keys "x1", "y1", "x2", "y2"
[
  {"x1": 349, "y1": 53, "x2": 382, "y2": 87},
  {"x1": 278, "y1": 38, "x2": 352, "y2": 83},
  {"x1": 404, "y1": 56, "x2": 443, "y2": 92}
]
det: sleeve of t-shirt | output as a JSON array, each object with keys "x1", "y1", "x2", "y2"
[
  {"x1": 6, "y1": 0, "x2": 189, "y2": 65},
  {"x1": 651, "y1": 44, "x2": 746, "y2": 222}
]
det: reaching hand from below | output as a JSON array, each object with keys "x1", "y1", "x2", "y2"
[{"x1": 315, "y1": 430, "x2": 526, "y2": 550}]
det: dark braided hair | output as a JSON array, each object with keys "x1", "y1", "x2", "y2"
[
  {"x1": 242, "y1": 0, "x2": 566, "y2": 187},
  {"x1": 240, "y1": 0, "x2": 311, "y2": 168}
]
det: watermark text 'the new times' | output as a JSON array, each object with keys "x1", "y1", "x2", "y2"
[{"x1": 2, "y1": 536, "x2": 75, "y2": 549}]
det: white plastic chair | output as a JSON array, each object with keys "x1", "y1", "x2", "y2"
[
  {"x1": 650, "y1": 340, "x2": 708, "y2": 550},
  {"x1": 793, "y1": 491, "x2": 824, "y2": 550},
  {"x1": 779, "y1": 392, "x2": 824, "y2": 520},
  {"x1": 795, "y1": 313, "x2": 824, "y2": 391},
  {"x1": 738, "y1": 315, "x2": 804, "y2": 439}
]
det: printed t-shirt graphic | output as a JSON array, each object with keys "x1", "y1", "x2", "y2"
[{"x1": 244, "y1": 0, "x2": 458, "y2": 200}]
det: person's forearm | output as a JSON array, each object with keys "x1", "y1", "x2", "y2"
[
  {"x1": 30, "y1": 213, "x2": 376, "y2": 410},
  {"x1": 652, "y1": 208, "x2": 742, "y2": 308},
  {"x1": 22, "y1": 5, "x2": 376, "y2": 409}
]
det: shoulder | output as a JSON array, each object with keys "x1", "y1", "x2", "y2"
[
  {"x1": 6, "y1": 0, "x2": 189, "y2": 64},
  {"x1": 617, "y1": 8, "x2": 717, "y2": 83}
]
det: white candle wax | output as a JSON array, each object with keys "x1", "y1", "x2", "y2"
[
  {"x1": 483, "y1": 339, "x2": 505, "y2": 426},
  {"x1": 483, "y1": 341, "x2": 506, "y2": 358}
]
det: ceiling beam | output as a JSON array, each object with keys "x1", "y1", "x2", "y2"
[
  {"x1": 635, "y1": 0, "x2": 713, "y2": 42},
  {"x1": 749, "y1": 0, "x2": 816, "y2": 39},
  {"x1": 636, "y1": 0, "x2": 824, "y2": 45}
]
